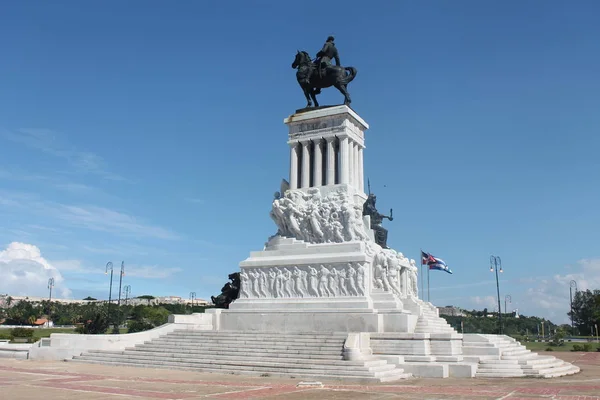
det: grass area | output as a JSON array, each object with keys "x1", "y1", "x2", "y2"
[
  {"x1": 524, "y1": 341, "x2": 600, "y2": 352},
  {"x1": 0, "y1": 327, "x2": 129, "y2": 341}
]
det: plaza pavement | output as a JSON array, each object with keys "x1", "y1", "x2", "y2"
[{"x1": 0, "y1": 352, "x2": 598, "y2": 399}]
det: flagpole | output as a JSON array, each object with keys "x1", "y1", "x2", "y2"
[
  {"x1": 420, "y1": 248, "x2": 424, "y2": 300},
  {"x1": 427, "y1": 263, "x2": 430, "y2": 302}
]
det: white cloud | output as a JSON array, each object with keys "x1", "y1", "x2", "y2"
[
  {"x1": 0, "y1": 128, "x2": 126, "y2": 181},
  {"x1": 0, "y1": 190, "x2": 180, "y2": 240},
  {"x1": 521, "y1": 258, "x2": 600, "y2": 323},
  {"x1": 51, "y1": 259, "x2": 181, "y2": 279},
  {"x1": 0, "y1": 242, "x2": 71, "y2": 298},
  {"x1": 470, "y1": 295, "x2": 498, "y2": 311},
  {"x1": 57, "y1": 205, "x2": 180, "y2": 240},
  {"x1": 125, "y1": 265, "x2": 182, "y2": 279}
]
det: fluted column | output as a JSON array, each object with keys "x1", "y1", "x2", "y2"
[
  {"x1": 301, "y1": 141, "x2": 311, "y2": 188},
  {"x1": 290, "y1": 143, "x2": 299, "y2": 189},
  {"x1": 313, "y1": 140, "x2": 323, "y2": 186},
  {"x1": 358, "y1": 146, "x2": 364, "y2": 192},
  {"x1": 348, "y1": 141, "x2": 355, "y2": 187},
  {"x1": 352, "y1": 142, "x2": 360, "y2": 189},
  {"x1": 339, "y1": 136, "x2": 349, "y2": 184},
  {"x1": 326, "y1": 138, "x2": 336, "y2": 185}
]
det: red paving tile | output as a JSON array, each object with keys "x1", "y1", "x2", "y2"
[
  {"x1": 38, "y1": 381, "x2": 200, "y2": 399},
  {"x1": 2, "y1": 358, "x2": 599, "y2": 400}
]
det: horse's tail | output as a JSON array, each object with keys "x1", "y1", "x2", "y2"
[{"x1": 340, "y1": 67, "x2": 357, "y2": 85}]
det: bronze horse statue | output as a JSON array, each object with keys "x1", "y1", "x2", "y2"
[{"x1": 292, "y1": 50, "x2": 357, "y2": 108}]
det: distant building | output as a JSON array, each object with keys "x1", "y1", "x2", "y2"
[
  {"x1": 438, "y1": 306, "x2": 466, "y2": 317},
  {"x1": 0, "y1": 294, "x2": 98, "y2": 307},
  {"x1": 0, "y1": 293, "x2": 209, "y2": 307}
]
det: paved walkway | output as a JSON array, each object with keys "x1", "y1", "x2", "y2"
[{"x1": 1, "y1": 352, "x2": 598, "y2": 399}]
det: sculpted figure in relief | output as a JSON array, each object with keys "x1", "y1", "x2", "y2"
[
  {"x1": 318, "y1": 265, "x2": 331, "y2": 297},
  {"x1": 248, "y1": 270, "x2": 259, "y2": 298},
  {"x1": 239, "y1": 271, "x2": 250, "y2": 298},
  {"x1": 336, "y1": 267, "x2": 348, "y2": 296},
  {"x1": 258, "y1": 270, "x2": 268, "y2": 297},
  {"x1": 356, "y1": 262, "x2": 367, "y2": 295},
  {"x1": 268, "y1": 269, "x2": 277, "y2": 296},
  {"x1": 308, "y1": 203, "x2": 325, "y2": 242},
  {"x1": 283, "y1": 268, "x2": 294, "y2": 297},
  {"x1": 345, "y1": 263, "x2": 359, "y2": 296},
  {"x1": 387, "y1": 256, "x2": 403, "y2": 298},
  {"x1": 327, "y1": 265, "x2": 339, "y2": 295},
  {"x1": 307, "y1": 266, "x2": 319, "y2": 296},
  {"x1": 292, "y1": 266, "x2": 305, "y2": 297},
  {"x1": 270, "y1": 188, "x2": 371, "y2": 245}
]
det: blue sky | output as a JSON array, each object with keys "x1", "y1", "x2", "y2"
[{"x1": 1, "y1": 1, "x2": 599, "y2": 323}]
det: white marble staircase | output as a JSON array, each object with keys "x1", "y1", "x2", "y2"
[
  {"x1": 69, "y1": 330, "x2": 411, "y2": 383},
  {"x1": 463, "y1": 334, "x2": 580, "y2": 378},
  {"x1": 413, "y1": 301, "x2": 456, "y2": 334}
]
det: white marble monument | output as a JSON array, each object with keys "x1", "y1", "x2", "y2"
[{"x1": 219, "y1": 105, "x2": 431, "y2": 333}]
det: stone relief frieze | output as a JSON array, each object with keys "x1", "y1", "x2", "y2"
[
  {"x1": 270, "y1": 188, "x2": 370, "y2": 244},
  {"x1": 239, "y1": 262, "x2": 368, "y2": 299},
  {"x1": 371, "y1": 248, "x2": 419, "y2": 300}
]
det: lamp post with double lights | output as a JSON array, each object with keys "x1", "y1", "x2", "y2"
[
  {"x1": 570, "y1": 280, "x2": 578, "y2": 336},
  {"x1": 123, "y1": 285, "x2": 131, "y2": 306},
  {"x1": 490, "y1": 255, "x2": 503, "y2": 334},
  {"x1": 117, "y1": 262, "x2": 125, "y2": 306},
  {"x1": 105, "y1": 262, "x2": 114, "y2": 324},
  {"x1": 47, "y1": 278, "x2": 55, "y2": 302},
  {"x1": 190, "y1": 292, "x2": 196, "y2": 310},
  {"x1": 47, "y1": 278, "x2": 55, "y2": 321}
]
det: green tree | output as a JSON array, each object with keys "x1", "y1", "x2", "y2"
[{"x1": 568, "y1": 289, "x2": 600, "y2": 335}]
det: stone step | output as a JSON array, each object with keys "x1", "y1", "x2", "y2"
[
  {"x1": 476, "y1": 370, "x2": 524, "y2": 377},
  {"x1": 170, "y1": 331, "x2": 349, "y2": 339},
  {"x1": 141, "y1": 341, "x2": 343, "y2": 351},
  {"x1": 462, "y1": 346, "x2": 501, "y2": 356},
  {"x1": 68, "y1": 359, "x2": 411, "y2": 383},
  {"x1": 161, "y1": 336, "x2": 345, "y2": 344},
  {"x1": 537, "y1": 365, "x2": 580, "y2": 378},
  {"x1": 132, "y1": 347, "x2": 342, "y2": 356},
  {"x1": 519, "y1": 356, "x2": 557, "y2": 367},
  {"x1": 526, "y1": 363, "x2": 578, "y2": 376},
  {"x1": 152, "y1": 338, "x2": 344, "y2": 349},
  {"x1": 125, "y1": 345, "x2": 342, "y2": 360},
  {"x1": 478, "y1": 362, "x2": 520, "y2": 369},
  {"x1": 114, "y1": 348, "x2": 344, "y2": 361},
  {"x1": 132, "y1": 343, "x2": 343, "y2": 356},
  {"x1": 84, "y1": 350, "x2": 378, "y2": 367},
  {"x1": 500, "y1": 348, "x2": 530, "y2": 356},
  {"x1": 75, "y1": 353, "x2": 394, "y2": 373},
  {"x1": 71, "y1": 356, "x2": 401, "y2": 379}
]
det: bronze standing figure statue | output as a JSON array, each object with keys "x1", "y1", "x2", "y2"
[{"x1": 291, "y1": 36, "x2": 357, "y2": 108}]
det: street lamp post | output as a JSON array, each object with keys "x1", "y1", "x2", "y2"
[
  {"x1": 505, "y1": 294, "x2": 512, "y2": 318},
  {"x1": 47, "y1": 278, "x2": 55, "y2": 302},
  {"x1": 123, "y1": 285, "x2": 131, "y2": 306},
  {"x1": 490, "y1": 255, "x2": 503, "y2": 334},
  {"x1": 117, "y1": 261, "x2": 125, "y2": 306},
  {"x1": 105, "y1": 262, "x2": 114, "y2": 323},
  {"x1": 190, "y1": 292, "x2": 196, "y2": 310},
  {"x1": 570, "y1": 280, "x2": 578, "y2": 336},
  {"x1": 47, "y1": 278, "x2": 55, "y2": 321}
]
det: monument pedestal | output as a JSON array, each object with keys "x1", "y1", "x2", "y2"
[{"x1": 217, "y1": 105, "x2": 427, "y2": 334}]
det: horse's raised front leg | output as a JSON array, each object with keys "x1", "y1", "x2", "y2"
[
  {"x1": 301, "y1": 85, "x2": 312, "y2": 108},
  {"x1": 334, "y1": 83, "x2": 351, "y2": 105}
]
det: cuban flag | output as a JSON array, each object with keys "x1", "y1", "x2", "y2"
[
  {"x1": 428, "y1": 257, "x2": 453, "y2": 274},
  {"x1": 421, "y1": 251, "x2": 436, "y2": 265}
]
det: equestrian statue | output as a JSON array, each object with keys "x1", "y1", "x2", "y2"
[{"x1": 292, "y1": 36, "x2": 357, "y2": 108}]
